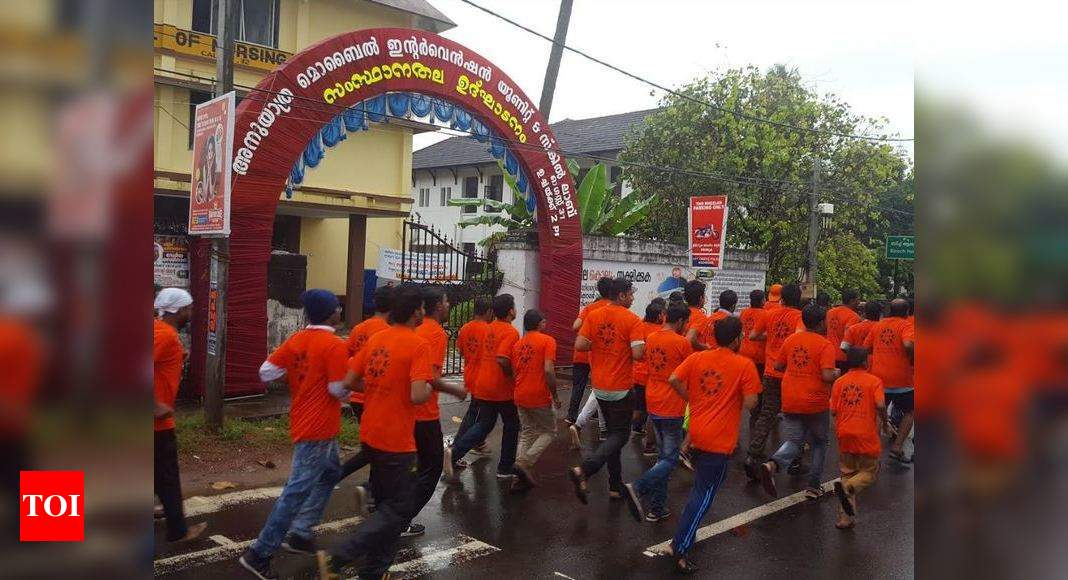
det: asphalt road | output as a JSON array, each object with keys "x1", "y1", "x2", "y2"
[{"x1": 155, "y1": 390, "x2": 914, "y2": 579}]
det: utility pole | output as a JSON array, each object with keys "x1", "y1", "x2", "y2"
[
  {"x1": 803, "y1": 158, "x2": 821, "y2": 299},
  {"x1": 538, "y1": 0, "x2": 574, "y2": 119},
  {"x1": 204, "y1": 0, "x2": 235, "y2": 432}
]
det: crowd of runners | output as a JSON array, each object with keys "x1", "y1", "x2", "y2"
[{"x1": 153, "y1": 274, "x2": 915, "y2": 578}]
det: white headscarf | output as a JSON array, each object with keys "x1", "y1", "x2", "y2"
[{"x1": 154, "y1": 288, "x2": 193, "y2": 317}]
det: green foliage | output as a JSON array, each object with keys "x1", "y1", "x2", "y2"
[{"x1": 618, "y1": 65, "x2": 914, "y2": 298}]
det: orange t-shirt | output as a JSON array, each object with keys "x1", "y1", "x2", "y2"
[
  {"x1": 685, "y1": 306, "x2": 708, "y2": 343},
  {"x1": 672, "y1": 348, "x2": 762, "y2": 454},
  {"x1": 572, "y1": 299, "x2": 610, "y2": 364},
  {"x1": 414, "y1": 318, "x2": 448, "y2": 421},
  {"x1": 351, "y1": 326, "x2": 434, "y2": 452},
  {"x1": 0, "y1": 318, "x2": 42, "y2": 436},
  {"x1": 476, "y1": 320, "x2": 520, "y2": 401},
  {"x1": 825, "y1": 306, "x2": 861, "y2": 362},
  {"x1": 268, "y1": 328, "x2": 350, "y2": 442},
  {"x1": 738, "y1": 307, "x2": 768, "y2": 365},
  {"x1": 458, "y1": 319, "x2": 489, "y2": 398},
  {"x1": 863, "y1": 317, "x2": 913, "y2": 388},
  {"x1": 698, "y1": 310, "x2": 730, "y2": 349},
  {"x1": 831, "y1": 370, "x2": 885, "y2": 456},
  {"x1": 512, "y1": 331, "x2": 558, "y2": 408},
  {"x1": 153, "y1": 319, "x2": 184, "y2": 432},
  {"x1": 777, "y1": 330, "x2": 836, "y2": 414},
  {"x1": 632, "y1": 321, "x2": 663, "y2": 386},
  {"x1": 763, "y1": 307, "x2": 803, "y2": 378},
  {"x1": 345, "y1": 316, "x2": 390, "y2": 403},
  {"x1": 643, "y1": 329, "x2": 693, "y2": 417},
  {"x1": 579, "y1": 304, "x2": 645, "y2": 391},
  {"x1": 841, "y1": 319, "x2": 875, "y2": 351}
]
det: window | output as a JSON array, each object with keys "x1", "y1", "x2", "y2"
[
  {"x1": 439, "y1": 186, "x2": 452, "y2": 206},
  {"x1": 192, "y1": 0, "x2": 279, "y2": 48},
  {"x1": 463, "y1": 176, "x2": 479, "y2": 214},
  {"x1": 418, "y1": 187, "x2": 431, "y2": 207},
  {"x1": 484, "y1": 174, "x2": 503, "y2": 212},
  {"x1": 610, "y1": 165, "x2": 623, "y2": 197},
  {"x1": 188, "y1": 90, "x2": 212, "y2": 149}
]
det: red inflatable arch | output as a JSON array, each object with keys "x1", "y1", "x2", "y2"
[{"x1": 214, "y1": 28, "x2": 582, "y2": 394}]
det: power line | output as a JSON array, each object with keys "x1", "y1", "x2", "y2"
[
  {"x1": 155, "y1": 68, "x2": 913, "y2": 217},
  {"x1": 455, "y1": 0, "x2": 913, "y2": 144}
]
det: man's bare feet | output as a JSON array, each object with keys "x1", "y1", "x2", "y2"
[{"x1": 175, "y1": 521, "x2": 208, "y2": 542}]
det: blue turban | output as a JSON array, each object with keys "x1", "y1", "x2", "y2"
[{"x1": 301, "y1": 289, "x2": 339, "y2": 325}]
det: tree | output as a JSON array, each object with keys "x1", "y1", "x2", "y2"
[{"x1": 618, "y1": 65, "x2": 913, "y2": 297}]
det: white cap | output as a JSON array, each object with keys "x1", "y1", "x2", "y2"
[{"x1": 154, "y1": 288, "x2": 193, "y2": 317}]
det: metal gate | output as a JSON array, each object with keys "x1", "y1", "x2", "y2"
[{"x1": 400, "y1": 214, "x2": 501, "y2": 376}]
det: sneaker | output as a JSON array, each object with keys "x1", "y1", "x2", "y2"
[
  {"x1": 675, "y1": 556, "x2": 700, "y2": 575},
  {"x1": 174, "y1": 521, "x2": 208, "y2": 542},
  {"x1": 568, "y1": 467, "x2": 589, "y2": 505},
  {"x1": 833, "y1": 481, "x2": 855, "y2": 516},
  {"x1": 443, "y1": 447, "x2": 455, "y2": 481},
  {"x1": 804, "y1": 486, "x2": 825, "y2": 500},
  {"x1": 400, "y1": 523, "x2": 425, "y2": 538},
  {"x1": 281, "y1": 532, "x2": 318, "y2": 555},
  {"x1": 239, "y1": 550, "x2": 278, "y2": 580},
  {"x1": 353, "y1": 485, "x2": 371, "y2": 518},
  {"x1": 607, "y1": 487, "x2": 623, "y2": 500},
  {"x1": 644, "y1": 509, "x2": 671, "y2": 522},
  {"x1": 622, "y1": 483, "x2": 643, "y2": 522},
  {"x1": 568, "y1": 424, "x2": 582, "y2": 450},
  {"x1": 758, "y1": 462, "x2": 778, "y2": 498}
]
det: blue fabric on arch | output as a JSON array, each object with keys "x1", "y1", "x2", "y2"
[
  {"x1": 290, "y1": 158, "x2": 305, "y2": 185},
  {"x1": 433, "y1": 99, "x2": 454, "y2": 123},
  {"x1": 343, "y1": 105, "x2": 366, "y2": 131},
  {"x1": 471, "y1": 119, "x2": 489, "y2": 143},
  {"x1": 364, "y1": 95, "x2": 386, "y2": 122},
  {"x1": 516, "y1": 170, "x2": 528, "y2": 194},
  {"x1": 488, "y1": 137, "x2": 505, "y2": 159},
  {"x1": 303, "y1": 134, "x2": 324, "y2": 168},
  {"x1": 321, "y1": 115, "x2": 346, "y2": 147},
  {"x1": 410, "y1": 93, "x2": 432, "y2": 118},
  {"x1": 452, "y1": 109, "x2": 472, "y2": 131},
  {"x1": 504, "y1": 150, "x2": 519, "y2": 175},
  {"x1": 388, "y1": 93, "x2": 410, "y2": 117}
]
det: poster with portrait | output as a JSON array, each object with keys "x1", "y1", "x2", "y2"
[
  {"x1": 153, "y1": 235, "x2": 190, "y2": 288},
  {"x1": 689, "y1": 195, "x2": 729, "y2": 269},
  {"x1": 187, "y1": 92, "x2": 234, "y2": 235}
]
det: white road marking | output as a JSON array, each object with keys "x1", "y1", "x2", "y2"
[
  {"x1": 553, "y1": 572, "x2": 578, "y2": 579},
  {"x1": 182, "y1": 486, "x2": 284, "y2": 518},
  {"x1": 384, "y1": 535, "x2": 500, "y2": 579},
  {"x1": 153, "y1": 515, "x2": 364, "y2": 576},
  {"x1": 643, "y1": 478, "x2": 841, "y2": 557},
  {"x1": 209, "y1": 534, "x2": 234, "y2": 546}
]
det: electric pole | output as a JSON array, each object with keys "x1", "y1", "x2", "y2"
[
  {"x1": 204, "y1": 0, "x2": 235, "y2": 432},
  {"x1": 538, "y1": 0, "x2": 574, "y2": 119},
  {"x1": 803, "y1": 158, "x2": 821, "y2": 299}
]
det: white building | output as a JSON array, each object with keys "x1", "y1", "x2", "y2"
[{"x1": 410, "y1": 108, "x2": 659, "y2": 254}]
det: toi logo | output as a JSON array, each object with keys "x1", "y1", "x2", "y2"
[{"x1": 19, "y1": 471, "x2": 84, "y2": 542}]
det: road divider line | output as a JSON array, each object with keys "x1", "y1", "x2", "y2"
[
  {"x1": 208, "y1": 534, "x2": 234, "y2": 546},
  {"x1": 182, "y1": 486, "x2": 285, "y2": 518},
  {"x1": 643, "y1": 478, "x2": 841, "y2": 557},
  {"x1": 553, "y1": 572, "x2": 578, "y2": 579},
  {"x1": 384, "y1": 535, "x2": 500, "y2": 579}
]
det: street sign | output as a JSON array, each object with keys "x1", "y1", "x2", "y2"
[{"x1": 885, "y1": 235, "x2": 915, "y2": 260}]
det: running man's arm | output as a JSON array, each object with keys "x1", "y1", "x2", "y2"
[
  {"x1": 544, "y1": 359, "x2": 560, "y2": 407},
  {"x1": 497, "y1": 355, "x2": 514, "y2": 378},
  {"x1": 410, "y1": 379, "x2": 432, "y2": 404},
  {"x1": 743, "y1": 392, "x2": 759, "y2": 410},
  {"x1": 668, "y1": 374, "x2": 689, "y2": 402},
  {"x1": 575, "y1": 336, "x2": 592, "y2": 351}
]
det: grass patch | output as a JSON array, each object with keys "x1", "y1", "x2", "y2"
[{"x1": 175, "y1": 412, "x2": 360, "y2": 453}]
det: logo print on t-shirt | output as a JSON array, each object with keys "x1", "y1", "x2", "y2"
[
  {"x1": 292, "y1": 352, "x2": 308, "y2": 385},
  {"x1": 351, "y1": 334, "x2": 368, "y2": 356},
  {"x1": 842, "y1": 382, "x2": 863, "y2": 407},
  {"x1": 648, "y1": 346, "x2": 669, "y2": 373},
  {"x1": 596, "y1": 322, "x2": 618, "y2": 346},
  {"x1": 790, "y1": 346, "x2": 810, "y2": 368},
  {"x1": 367, "y1": 347, "x2": 390, "y2": 380},
  {"x1": 698, "y1": 369, "x2": 724, "y2": 398},
  {"x1": 485, "y1": 333, "x2": 498, "y2": 354},
  {"x1": 879, "y1": 327, "x2": 896, "y2": 347},
  {"x1": 773, "y1": 320, "x2": 793, "y2": 342},
  {"x1": 517, "y1": 344, "x2": 534, "y2": 369},
  {"x1": 464, "y1": 337, "x2": 480, "y2": 357}
]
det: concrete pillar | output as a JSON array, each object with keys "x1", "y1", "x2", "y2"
[{"x1": 345, "y1": 215, "x2": 367, "y2": 326}]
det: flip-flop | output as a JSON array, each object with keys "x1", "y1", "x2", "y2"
[{"x1": 804, "y1": 486, "x2": 825, "y2": 499}]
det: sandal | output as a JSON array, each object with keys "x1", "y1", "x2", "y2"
[{"x1": 804, "y1": 486, "x2": 825, "y2": 499}]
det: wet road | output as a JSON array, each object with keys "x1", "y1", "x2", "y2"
[{"x1": 155, "y1": 390, "x2": 914, "y2": 579}]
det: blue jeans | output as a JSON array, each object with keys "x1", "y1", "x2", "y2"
[
  {"x1": 672, "y1": 450, "x2": 729, "y2": 556},
  {"x1": 633, "y1": 416, "x2": 684, "y2": 512},
  {"x1": 250, "y1": 439, "x2": 340, "y2": 558},
  {"x1": 770, "y1": 411, "x2": 830, "y2": 489},
  {"x1": 451, "y1": 400, "x2": 520, "y2": 474}
]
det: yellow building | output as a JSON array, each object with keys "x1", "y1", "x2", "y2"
[{"x1": 152, "y1": 0, "x2": 454, "y2": 323}]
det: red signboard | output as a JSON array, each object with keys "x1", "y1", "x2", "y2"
[
  {"x1": 188, "y1": 92, "x2": 234, "y2": 235},
  {"x1": 689, "y1": 195, "x2": 729, "y2": 269}
]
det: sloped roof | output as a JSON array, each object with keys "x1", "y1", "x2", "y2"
[
  {"x1": 412, "y1": 107, "x2": 660, "y2": 170},
  {"x1": 367, "y1": 0, "x2": 456, "y2": 33}
]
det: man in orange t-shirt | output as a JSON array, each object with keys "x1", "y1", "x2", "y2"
[
  {"x1": 242, "y1": 289, "x2": 349, "y2": 577},
  {"x1": 825, "y1": 289, "x2": 861, "y2": 369},
  {"x1": 764, "y1": 283, "x2": 784, "y2": 310},
  {"x1": 651, "y1": 316, "x2": 760, "y2": 573},
  {"x1": 624, "y1": 302, "x2": 692, "y2": 522},
  {"x1": 698, "y1": 289, "x2": 738, "y2": 348},
  {"x1": 152, "y1": 289, "x2": 206, "y2": 543},
  {"x1": 408, "y1": 287, "x2": 467, "y2": 535},
  {"x1": 744, "y1": 283, "x2": 804, "y2": 472},
  {"x1": 863, "y1": 298, "x2": 915, "y2": 462},
  {"x1": 569, "y1": 278, "x2": 646, "y2": 503},
  {"x1": 758, "y1": 303, "x2": 839, "y2": 499},
  {"x1": 567, "y1": 277, "x2": 613, "y2": 424},
  {"x1": 683, "y1": 279, "x2": 709, "y2": 350},
  {"x1": 830, "y1": 347, "x2": 887, "y2": 529},
  {"x1": 452, "y1": 298, "x2": 495, "y2": 463},
  {"x1": 319, "y1": 286, "x2": 435, "y2": 579},
  {"x1": 632, "y1": 300, "x2": 667, "y2": 445},
  {"x1": 445, "y1": 294, "x2": 521, "y2": 480},
  {"x1": 509, "y1": 309, "x2": 560, "y2": 491},
  {"x1": 841, "y1": 301, "x2": 882, "y2": 355}
]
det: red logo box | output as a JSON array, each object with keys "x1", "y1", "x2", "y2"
[{"x1": 20, "y1": 471, "x2": 84, "y2": 542}]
